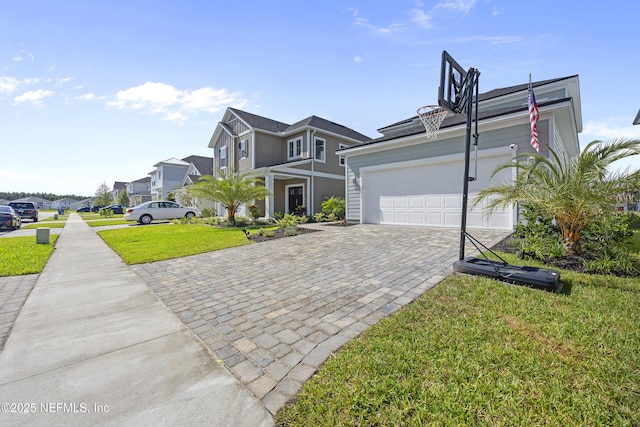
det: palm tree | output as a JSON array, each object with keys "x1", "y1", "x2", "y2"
[
  {"x1": 476, "y1": 138, "x2": 640, "y2": 253},
  {"x1": 187, "y1": 169, "x2": 272, "y2": 226}
]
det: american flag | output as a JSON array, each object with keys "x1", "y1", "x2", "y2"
[{"x1": 528, "y1": 81, "x2": 540, "y2": 153}]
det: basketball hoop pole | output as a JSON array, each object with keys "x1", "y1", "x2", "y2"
[{"x1": 459, "y1": 68, "x2": 480, "y2": 261}]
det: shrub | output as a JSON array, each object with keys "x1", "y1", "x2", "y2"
[
  {"x1": 100, "y1": 208, "x2": 114, "y2": 218},
  {"x1": 248, "y1": 205, "x2": 260, "y2": 221},
  {"x1": 273, "y1": 212, "x2": 284, "y2": 221},
  {"x1": 314, "y1": 212, "x2": 327, "y2": 223},
  {"x1": 284, "y1": 227, "x2": 298, "y2": 236},
  {"x1": 234, "y1": 215, "x2": 249, "y2": 227},
  {"x1": 201, "y1": 208, "x2": 214, "y2": 218},
  {"x1": 321, "y1": 197, "x2": 346, "y2": 220},
  {"x1": 278, "y1": 213, "x2": 307, "y2": 228},
  {"x1": 257, "y1": 228, "x2": 274, "y2": 237}
]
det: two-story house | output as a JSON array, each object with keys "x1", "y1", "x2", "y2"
[
  {"x1": 111, "y1": 181, "x2": 127, "y2": 203},
  {"x1": 208, "y1": 108, "x2": 371, "y2": 218},
  {"x1": 148, "y1": 155, "x2": 213, "y2": 200},
  {"x1": 126, "y1": 177, "x2": 152, "y2": 206}
]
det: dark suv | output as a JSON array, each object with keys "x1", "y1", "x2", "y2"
[{"x1": 8, "y1": 202, "x2": 38, "y2": 222}]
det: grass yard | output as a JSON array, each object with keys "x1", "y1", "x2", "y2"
[
  {"x1": 97, "y1": 224, "x2": 252, "y2": 264},
  {"x1": 0, "y1": 235, "x2": 59, "y2": 276},
  {"x1": 22, "y1": 221, "x2": 67, "y2": 229},
  {"x1": 84, "y1": 219, "x2": 131, "y2": 227},
  {"x1": 276, "y1": 257, "x2": 640, "y2": 426}
]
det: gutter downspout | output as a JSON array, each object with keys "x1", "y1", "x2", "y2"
[{"x1": 309, "y1": 128, "x2": 316, "y2": 215}]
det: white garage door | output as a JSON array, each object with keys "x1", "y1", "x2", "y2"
[{"x1": 361, "y1": 150, "x2": 513, "y2": 230}]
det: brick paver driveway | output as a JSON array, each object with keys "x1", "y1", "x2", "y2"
[{"x1": 132, "y1": 224, "x2": 509, "y2": 414}]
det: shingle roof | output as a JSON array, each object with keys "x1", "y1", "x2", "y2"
[
  {"x1": 354, "y1": 98, "x2": 571, "y2": 146},
  {"x1": 378, "y1": 75, "x2": 578, "y2": 132},
  {"x1": 228, "y1": 108, "x2": 290, "y2": 133},
  {"x1": 228, "y1": 107, "x2": 371, "y2": 142},
  {"x1": 286, "y1": 115, "x2": 371, "y2": 142},
  {"x1": 182, "y1": 155, "x2": 214, "y2": 176}
]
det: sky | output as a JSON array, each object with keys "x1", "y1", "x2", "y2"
[{"x1": 1, "y1": 0, "x2": 639, "y2": 198}]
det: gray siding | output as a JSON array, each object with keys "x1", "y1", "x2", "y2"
[
  {"x1": 254, "y1": 132, "x2": 286, "y2": 168},
  {"x1": 238, "y1": 134, "x2": 253, "y2": 172},
  {"x1": 312, "y1": 132, "x2": 354, "y2": 176}
]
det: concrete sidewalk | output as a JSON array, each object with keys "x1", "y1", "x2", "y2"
[{"x1": 0, "y1": 214, "x2": 273, "y2": 426}]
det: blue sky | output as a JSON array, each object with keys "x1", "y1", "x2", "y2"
[{"x1": 1, "y1": 0, "x2": 638, "y2": 197}]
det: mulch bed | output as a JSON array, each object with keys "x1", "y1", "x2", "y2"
[
  {"x1": 489, "y1": 234, "x2": 595, "y2": 274},
  {"x1": 246, "y1": 226, "x2": 319, "y2": 243}
]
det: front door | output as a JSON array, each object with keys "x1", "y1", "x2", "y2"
[{"x1": 288, "y1": 185, "x2": 304, "y2": 214}]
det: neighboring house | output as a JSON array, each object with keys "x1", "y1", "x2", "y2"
[
  {"x1": 112, "y1": 181, "x2": 127, "y2": 202},
  {"x1": 72, "y1": 198, "x2": 95, "y2": 210},
  {"x1": 52, "y1": 197, "x2": 79, "y2": 210},
  {"x1": 633, "y1": 109, "x2": 640, "y2": 125},
  {"x1": 11, "y1": 196, "x2": 52, "y2": 210},
  {"x1": 148, "y1": 155, "x2": 213, "y2": 201},
  {"x1": 126, "y1": 177, "x2": 152, "y2": 206},
  {"x1": 339, "y1": 75, "x2": 582, "y2": 230},
  {"x1": 0, "y1": 199, "x2": 9, "y2": 205},
  {"x1": 208, "y1": 108, "x2": 371, "y2": 218}
]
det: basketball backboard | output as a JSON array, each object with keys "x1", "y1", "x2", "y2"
[{"x1": 438, "y1": 51, "x2": 471, "y2": 116}]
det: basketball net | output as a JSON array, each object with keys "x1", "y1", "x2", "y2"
[{"x1": 417, "y1": 105, "x2": 449, "y2": 139}]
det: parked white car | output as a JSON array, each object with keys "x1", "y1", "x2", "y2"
[{"x1": 124, "y1": 201, "x2": 201, "y2": 225}]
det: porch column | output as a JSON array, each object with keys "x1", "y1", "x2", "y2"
[{"x1": 265, "y1": 172, "x2": 274, "y2": 219}]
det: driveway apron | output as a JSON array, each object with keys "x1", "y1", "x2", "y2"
[{"x1": 132, "y1": 224, "x2": 510, "y2": 414}]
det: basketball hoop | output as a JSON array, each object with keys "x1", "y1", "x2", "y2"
[{"x1": 417, "y1": 105, "x2": 449, "y2": 139}]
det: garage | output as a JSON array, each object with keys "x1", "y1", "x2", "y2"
[{"x1": 360, "y1": 148, "x2": 514, "y2": 230}]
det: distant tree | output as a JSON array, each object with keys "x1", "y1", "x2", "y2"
[
  {"x1": 117, "y1": 190, "x2": 130, "y2": 206},
  {"x1": 94, "y1": 181, "x2": 113, "y2": 206},
  {"x1": 187, "y1": 170, "x2": 272, "y2": 226}
]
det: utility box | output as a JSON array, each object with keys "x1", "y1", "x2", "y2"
[{"x1": 36, "y1": 228, "x2": 50, "y2": 244}]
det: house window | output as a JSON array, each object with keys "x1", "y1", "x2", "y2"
[
  {"x1": 219, "y1": 146, "x2": 227, "y2": 168},
  {"x1": 314, "y1": 137, "x2": 326, "y2": 162},
  {"x1": 239, "y1": 140, "x2": 248, "y2": 159},
  {"x1": 288, "y1": 137, "x2": 303, "y2": 160},
  {"x1": 338, "y1": 143, "x2": 348, "y2": 166}
]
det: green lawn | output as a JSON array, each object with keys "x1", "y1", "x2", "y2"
[
  {"x1": 97, "y1": 224, "x2": 252, "y2": 264},
  {"x1": 22, "y1": 221, "x2": 67, "y2": 229},
  {"x1": 0, "y1": 235, "x2": 59, "y2": 276},
  {"x1": 276, "y1": 257, "x2": 640, "y2": 426},
  {"x1": 84, "y1": 219, "x2": 131, "y2": 227}
]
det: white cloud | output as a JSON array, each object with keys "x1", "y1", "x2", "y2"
[
  {"x1": 163, "y1": 111, "x2": 188, "y2": 125},
  {"x1": 582, "y1": 118, "x2": 640, "y2": 141},
  {"x1": 14, "y1": 89, "x2": 54, "y2": 107},
  {"x1": 410, "y1": 9, "x2": 432, "y2": 29},
  {"x1": 58, "y1": 77, "x2": 73, "y2": 84},
  {"x1": 354, "y1": 56, "x2": 364, "y2": 63},
  {"x1": 76, "y1": 93, "x2": 106, "y2": 101},
  {"x1": 435, "y1": 0, "x2": 477, "y2": 14},
  {"x1": 0, "y1": 76, "x2": 20, "y2": 94},
  {"x1": 107, "y1": 81, "x2": 247, "y2": 124},
  {"x1": 13, "y1": 56, "x2": 24, "y2": 62}
]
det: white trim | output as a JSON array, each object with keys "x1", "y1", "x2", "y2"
[
  {"x1": 340, "y1": 100, "x2": 573, "y2": 158},
  {"x1": 239, "y1": 139, "x2": 248, "y2": 159},
  {"x1": 338, "y1": 143, "x2": 348, "y2": 166},
  {"x1": 219, "y1": 146, "x2": 228, "y2": 168},
  {"x1": 285, "y1": 183, "x2": 306, "y2": 214},
  {"x1": 287, "y1": 137, "x2": 304, "y2": 160},
  {"x1": 269, "y1": 167, "x2": 344, "y2": 181}
]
